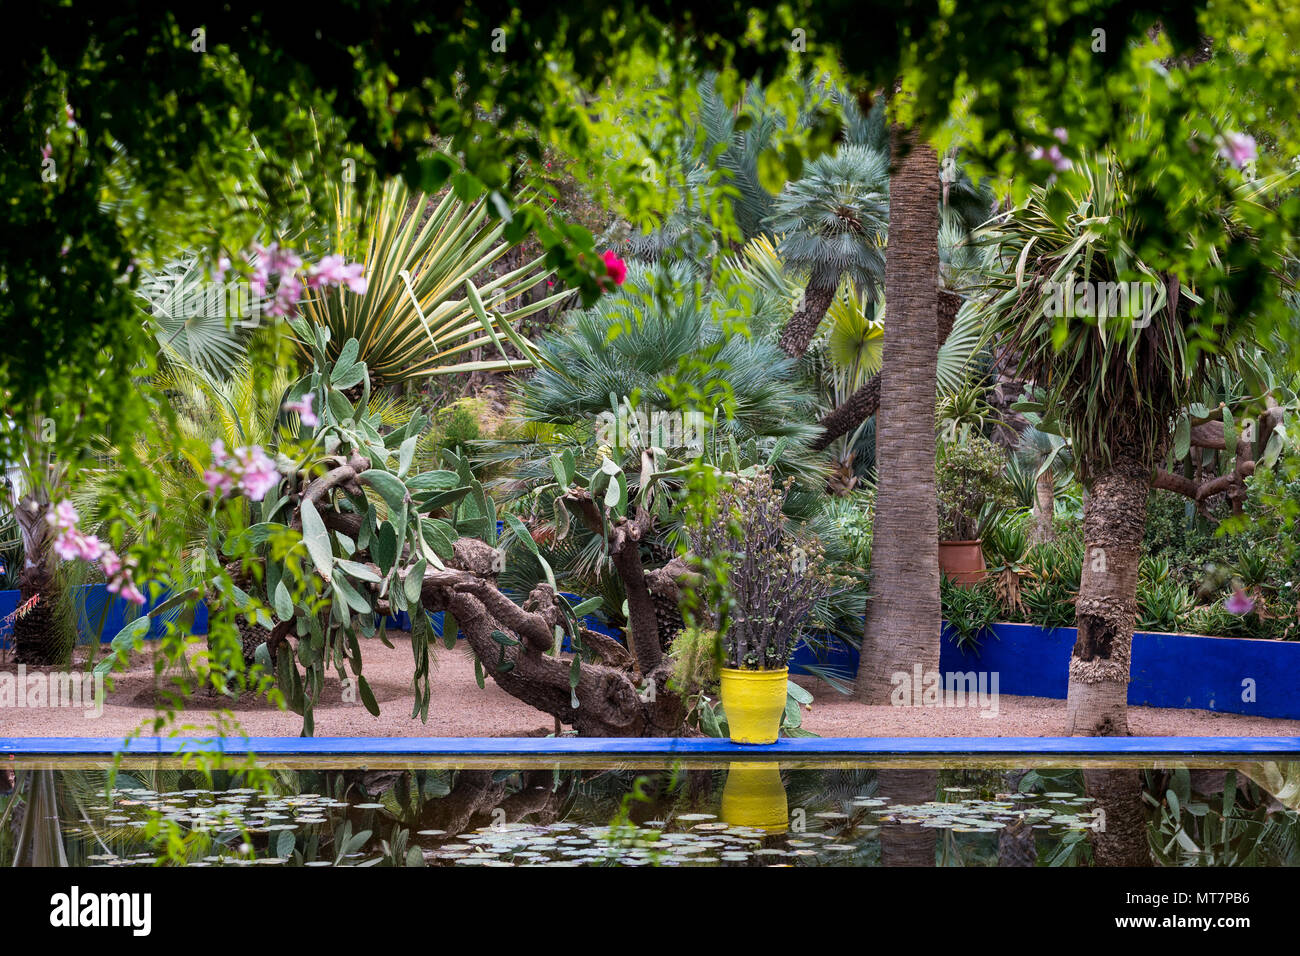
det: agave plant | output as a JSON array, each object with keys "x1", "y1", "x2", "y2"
[{"x1": 300, "y1": 176, "x2": 567, "y2": 384}]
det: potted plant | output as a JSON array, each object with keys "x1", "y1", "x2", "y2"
[
  {"x1": 690, "y1": 471, "x2": 836, "y2": 744},
  {"x1": 936, "y1": 434, "x2": 1012, "y2": 586}
]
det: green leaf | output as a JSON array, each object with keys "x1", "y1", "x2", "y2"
[
  {"x1": 332, "y1": 569, "x2": 373, "y2": 613},
  {"x1": 373, "y1": 521, "x2": 398, "y2": 575},
  {"x1": 504, "y1": 513, "x2": 539, "y2": 556},
  {"x1": 1173, "y1": 414, "x2": 1190, "y2": 460},
  {"x1": 356, "y1": 674, "x2": 380, "y2": 717},
  {"x1": 420, "y1": 519, "x2": 457, "y2": 560},
  {"x1": 299, "y1": 498, "x2": 333, "y2": 578},
  {"x1": 273, "y1": 578, "x2": 293, "y2": 620},
  {"x1": 335, "y1": 558, "x2": 382, "y2": 583},
  {"x1": 360, "y1": 470, "x2": 409, "y2": 511},
  {"x1": 397, "y1": 435, "x2": 417, "y2": 478}
]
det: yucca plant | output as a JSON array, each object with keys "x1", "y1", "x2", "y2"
[
  {"x1": 978, "y1": 152, "x2": 1284, "y2": 735},
  {"x1": 301, "y1": 176, "x2": 567, "y2": 384}
]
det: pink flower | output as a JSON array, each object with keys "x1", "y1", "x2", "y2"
[
  {"x1": 47, "y1": 500, "x2": 79, "y2": 533},
  {"x1": 41, "y1": 143, "x2": 52, "y2": 161},
  {"x1": 232, "y1": 445, "x2": 281, "y2": 501},
  {"x1": 308, "y1": 255, "x2": 368, "y2": 295},
  {"x1": 267, "y1": 270, "x2": 304, "y2": 318},
  {"x1": 1052, "y1": 127, "x2": 1068, "y2": 143},
  {"x1": 602, "y1": 250, "x2": 627, "y2": 286},
  {"x1": 282, "y1": 393, "x2": 319, "y2": 427},
  {"x1": 118, "y1": 580, "x2": 147, "y2": 606},
  {"x1": 203, "y1": 468, "x2": 234, "y2": 496},
  {"x1": 1224, "y1": 589, "x2": 1256, "y2": 615},
  {"x1": 213, "y1": 255, "x2": 232, "y2": 283},
  {"x1": 65, "y1": 105, "x2": 76, "y2": 129},
  {"x1": 1218, "y1": 132, "x2": 1257, "y2": 170},
  {"x1": 100, "y1": 549, "x2": 122, "y2": 578}
]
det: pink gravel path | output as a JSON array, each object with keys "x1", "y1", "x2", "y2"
[{"x1": 2, "y1": 632, "x2": 1297, "y2": 738}]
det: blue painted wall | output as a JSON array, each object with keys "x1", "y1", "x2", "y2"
[{"x1": 790, "y1": 621, "x2": 1300, "y2": 720}]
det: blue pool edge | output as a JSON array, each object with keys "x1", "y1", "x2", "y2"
[{"x1": 2, "y1": 736, "x2": 1299, "y2": 756}]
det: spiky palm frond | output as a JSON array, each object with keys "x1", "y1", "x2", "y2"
[
  {"x1": 766, "y1": 144, "x2": 890, "y2": 292},
  {"x1": 976, "y1": 156, "x2": 1203, "y2": 475},
  {"x1": 518, "y1": 263, "x2": 820, "y2": 448},
  {"x1": 136, "y1": 254, "x2": 260, "y2": 380},
  {"x1": 301, "y1": 176, "x2": 566, "y2": 384}
]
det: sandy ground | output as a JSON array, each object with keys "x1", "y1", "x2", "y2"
[{"x1": 2, "y1": 631, "x2": 1298, "y2": 738}]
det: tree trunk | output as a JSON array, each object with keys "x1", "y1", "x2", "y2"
[
  {"x1": 876, "y1": 769, "x2": 937, "y2": 866},
  {"x1": 812, "y1": 289, "x2": 960, "y2": 453},
  {"x1": 12, "y1": 565, "x2": 61, "y2": 665},
  {"x1": 1084, "y1": 769, "x2": 1152, "y2": 865},
  {"x1": 1033, "y1": 467, "x2": 1056, "y2": 544},
  {"x1": 855, "y1": 124, "x2": 941, "y2": 703},
  {"x1": 777, "y1": 284, "x2": 837, "y2": 358},
  {"x1": 1065, "y1": 446, "x2": 1149, "y2": 736}
]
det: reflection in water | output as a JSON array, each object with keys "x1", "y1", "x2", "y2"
[
  {"x1": 720, "y1": 763, "x2": 788, "y2": 833},
  {"x1": 1, "y1": 761, "x2": 1298, "y2": 866}
]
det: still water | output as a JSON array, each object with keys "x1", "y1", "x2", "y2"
[{"x1": 3, "y1": 757, "x2": 1298, "y2": 866}]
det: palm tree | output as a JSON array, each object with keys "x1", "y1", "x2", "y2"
[
  {"x1": 6, "y1": 428, "x2": 70, "y2": 665},
  {"x1": 811, "y1": 190, "x2": 996, "y2": 452},
  {"x1": 766, "y1": 145, "x2": 890, "y2": 358},
  {"x1": 978, "y1": 155, "x2": 1278, "y2": 736},
  {"x1": 856, "y1": 122, "x2": 943, "y2": 704}
]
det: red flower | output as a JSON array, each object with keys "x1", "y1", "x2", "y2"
[{"x1": 602, "y1": 250, "x2": 627, "y2": 286}]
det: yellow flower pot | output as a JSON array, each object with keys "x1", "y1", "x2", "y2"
[
  {"x1": 719, "y1": 666, "x2": 788, "y2": 744},
  {"x1": 721, "y1": 762, "x2": 788, "y2": 833}
]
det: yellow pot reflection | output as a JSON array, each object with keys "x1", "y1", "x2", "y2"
[
  {"x1": 721, "y1": 762, "x2": 789, "y2": 833},
  {"x1": 719, "y1": 666, "x2": 788, "y2": 744}
]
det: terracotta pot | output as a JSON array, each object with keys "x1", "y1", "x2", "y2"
[{"x1": 939, "y1": 539, "x2": 987, "y2": 587}]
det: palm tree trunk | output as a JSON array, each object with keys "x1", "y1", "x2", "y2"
[
  {"x1": 1033, "y1": 467, "x2": 1056, "y2": 543},
  {"x1": 811, "y1": 289, "x2": 960, "y2": 452},
  {"x1": 1065, "y1": 447, "x2": 1149, "y2": 736},
  {"x1": 855, "y1": 124, "x2": 941, "y2": 703},
  {"x1": 1084, "y1": 769, "x2": 1152, "y2": 865},
  {"x1": 876, "y1": 768, "x2": 937, "y2": 866},
  {"x1": 777, "y1": 284, "x2": 837, "y2": 358},
  {"x1": 13, "y1": 492, "x2": 62, "y2": 666}
]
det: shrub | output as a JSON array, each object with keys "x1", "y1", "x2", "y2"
[
  {"x1": 690, "y1": 471, "x2": 840, "y2": 670},
  {"x1": 936, "y1": 434, "x2": 1015, "y2": 540}
]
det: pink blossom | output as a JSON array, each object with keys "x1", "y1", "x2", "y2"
[
  {"x1": 117, "y1": 580, "x2": 147, "y2": 606},
  {"x1": 47, "y1": 500, "x2": 79, "y2": 532},
  {"x1": 213, "y1": 255, "x2": 232, "y2": 283},
  {"x1": 1052, "y1": 127, "x2": 1068, "y2": 143},
  {"x1": 308, "y1": 255, "x2": 368, "y2": 294},
  {"x1": 232, "y1": 445, "x2": 281, "y2": 501},
  {"x1": 65, "y1": 105, "x2": 76, "y2": 129},
  {"x1": 602, "y1": 250, "x2": 627, "y2": 286},
  {"x1": 100, "y1": 549, "x2": 122, "y2": 578},
  {"x1": 203, "y1": 468, "x2": 234, "y2": 496},
  {"x1": 41, "y1": 143, "x2": 52, "y2": 161},
  {"x1": 1224, "y1": 589, "x2": 1256, "y2": 615},
  {"x1": 282, "y1": 393, "x2": 319, "y2": 427},
  {"x1": 1218, "y1": 132, "x2": 1257, "y2": 170}
]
